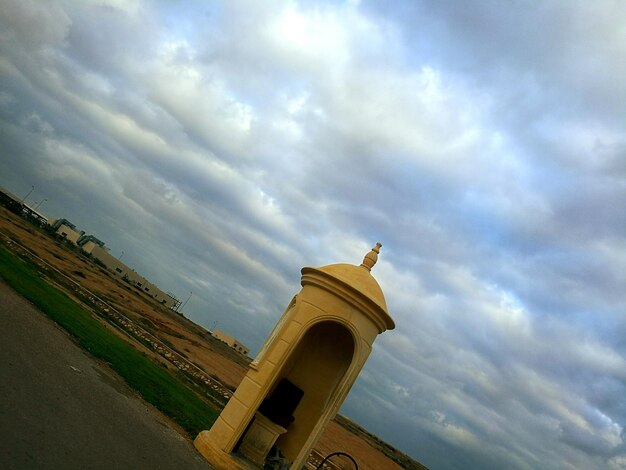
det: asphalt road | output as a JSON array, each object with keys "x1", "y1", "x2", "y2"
[{"x1": 0, "y1": 279, "x2": 213, "y2": 470}]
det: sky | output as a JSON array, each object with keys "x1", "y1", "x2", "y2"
[{"x1": 1, "y1": 1, "x2": 625, "y2": 468}]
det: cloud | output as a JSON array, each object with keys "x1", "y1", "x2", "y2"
[{"x1": 1, "y1": 1, "x2": 625, "y2": 469}]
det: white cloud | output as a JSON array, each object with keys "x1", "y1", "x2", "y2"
[{"x1": 1, "y1": 1, "x2": 625, "y2": 469}]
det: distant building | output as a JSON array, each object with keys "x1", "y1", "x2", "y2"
[
  {"x1": 45, "y1": 213, "x2": 179, "y2": 311},
  {"x1": 211, "y1": 330, "x2": 249, "y2": 356},
  {"x1": 90, "y1": 245, "x2": 179, "y2": 310},
  {"x1": 50, "y1": 218, "x2": 83, "y2": 244},
  {"x1": 21, "y1": 205, "x2": 47, "y2": 226},
  {"x1": 0, "y1": 186, "x2": 26, "y2": 214},
  {"x1": 0, "y1": 187, "x2": 47, "y2": 225},
  {"x1": 76, "y1": 234, "x2": 105, "y2": 254}
]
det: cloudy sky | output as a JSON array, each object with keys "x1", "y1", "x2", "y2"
[{"x1": 1, "y1": 0, "x2": 625, "y2": 468}]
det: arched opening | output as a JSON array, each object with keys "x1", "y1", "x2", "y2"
[{"x1": 263, "y1": 320, "x2": 355, "y2": 462}]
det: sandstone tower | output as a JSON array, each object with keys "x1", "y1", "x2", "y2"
[{"x1": 194, "y1": 243, "x2": 395, "y2": 469}]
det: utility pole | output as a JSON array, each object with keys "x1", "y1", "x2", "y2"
[
  {"x1": 34, "y1": 198, "x2": 47, "y2": 211},
  {"x1": 21, "y1": 185, "x2": 35, "y2": 203},
  {"x1": 179, "y1": 291, "x2": 193, "y2": 312}
]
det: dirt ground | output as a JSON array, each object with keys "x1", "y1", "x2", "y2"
[{"x1": 0, "y1": 206, "x2": 414, "y2": 470}]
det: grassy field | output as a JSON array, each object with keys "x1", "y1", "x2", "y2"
[{"x1": 0, "y1": 244, "x2": 218, "y2": 437}]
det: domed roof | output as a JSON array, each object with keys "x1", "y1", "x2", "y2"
[
  {"x1": 316, "y1": 263, "x2": 388, "y2": 313},
  {"x1": 300, "y1": 243, "x2": 394, "y2": 331}
]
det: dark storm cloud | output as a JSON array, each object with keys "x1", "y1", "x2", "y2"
[{"x1": 1, "y1": 1, "x2": 625, "y2": 469}]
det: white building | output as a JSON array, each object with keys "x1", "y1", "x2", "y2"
[
  {"x1": 50, "y1": 218, "x2": 82, "y2": 244},
  {"x1": 211, "y1": 330, "x2": 249, "y2": 356},
  {"x1": 90, "y1": 245, "x2": 179, "y2": 310}
]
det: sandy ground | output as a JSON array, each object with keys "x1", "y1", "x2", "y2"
[{"x1": 0, "y1": 206, "x2": 412, "y2": 469}]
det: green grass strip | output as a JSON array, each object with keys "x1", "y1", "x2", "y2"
[{"x1": 0, "y1": 244, "x2": 218, "y2": 436}]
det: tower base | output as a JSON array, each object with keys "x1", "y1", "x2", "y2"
[{"x1": 194, "y1": 431, "x2": 258, "y2": 470}]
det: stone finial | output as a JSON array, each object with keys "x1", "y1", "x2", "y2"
[{"x1": 360, "y1": 242, "x2": 382, "y2": 271}]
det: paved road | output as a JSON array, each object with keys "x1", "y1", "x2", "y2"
[{"x1": 0, "y1": 280, "x2": 213, "y2": 470}]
